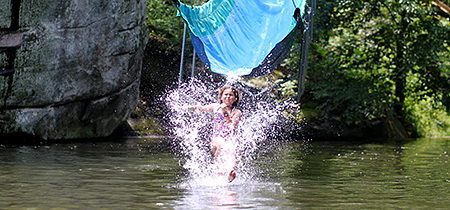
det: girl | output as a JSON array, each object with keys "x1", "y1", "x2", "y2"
[{"x1": 180, "y1": 85, "x2": 242, "y2": 182}]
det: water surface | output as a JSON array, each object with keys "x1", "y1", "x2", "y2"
[{"x1": 0, "y1": 137, "x2": 449, "y2": 209}]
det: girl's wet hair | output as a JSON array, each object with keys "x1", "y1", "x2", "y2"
[{"x1": 218, "y1": 86, "x2": 242, "y2": 107}]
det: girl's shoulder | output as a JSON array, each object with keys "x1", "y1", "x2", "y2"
[
  {"x1": 210, "y1": 103, "x2": 221, "y2": 108},
  {"x1": 203, "y1": 103, "x2": 220, "y2": 111}
]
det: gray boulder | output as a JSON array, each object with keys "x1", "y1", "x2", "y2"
[{"x1": 0, "y1": 0, "x2": 148, "y2": 139}]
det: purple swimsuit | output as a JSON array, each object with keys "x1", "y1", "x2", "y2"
[{"x1": 213, "y1": 108, "x2": 235, "y2": 140}]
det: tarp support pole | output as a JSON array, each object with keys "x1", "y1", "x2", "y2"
[
  {"x1": 297, "y1": 0, "x2": 315, "y2": 102},
  {"x1": 191, "y1": 49, "x2": 196, "y2": 77},
  {"x1": 253, "y1": 0, "x2": 316, "y2": 104},
  {"x1": 178, "y1": 23, "x2": 187, "y2": 88}
]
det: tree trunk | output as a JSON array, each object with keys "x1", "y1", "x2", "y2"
[{"x1": 393, "y1": 10, "x2": 409, "y2": 124}]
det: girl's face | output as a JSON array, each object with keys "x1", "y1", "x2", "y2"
[{"x1": 221, "y1": 88, "x2": 237, "y2": 106}]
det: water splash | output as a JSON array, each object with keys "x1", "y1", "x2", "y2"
[{"x1": 164, "y1": 76, "x2": 300, "y2": 182}]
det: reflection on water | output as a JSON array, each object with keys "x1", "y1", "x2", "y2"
[
  {"x1": 0, "y1": 137, "x2": 449, "y2": 209},
  {"x1": 176, "y1": 174, "x2": 292, "y2": 209}
]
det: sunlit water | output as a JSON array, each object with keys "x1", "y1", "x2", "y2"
[
  {"x1": 0, "y1": 137, "x2": 449, "y2": 209},
  {"x1": 1, "y1": 80, "x2": 449, "y2": 209}
]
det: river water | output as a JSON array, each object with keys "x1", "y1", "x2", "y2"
[{"x1": 0, "y1": 137, "x2": 448, "y2": 209}]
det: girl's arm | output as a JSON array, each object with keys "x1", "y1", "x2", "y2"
[
  {"x1": 179, "y1": 103, "x2": 218, "y2": 112},
  {"x1": 230, "y1": 109, "x2": 242, "y2": 128}
]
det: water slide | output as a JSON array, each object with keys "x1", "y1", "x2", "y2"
[{"x1": 173, "y1": 0, "x2": 307, "y2": 77}]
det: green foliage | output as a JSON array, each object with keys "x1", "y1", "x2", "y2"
[
  {"x1": 405, "y1": 95, "x2": 450, "y2": 137},
  {"x1": 305, "y1": 48, "x2": 394, "y2": 125},
  {"x1": 130, "y1": 99, "x2": 166, "y2": 135},
  {"x1": 294, "y1": 0, "x2": 450, "y2": 135},
  {"x1": 0, "y1": 53, "x2": 7, "y2": 66},
  {"x1": 146, "y1": 0, "x2": 181, "y2": 52},
  {"x1": 278, "y1": 79, "x2": 298, "y2": 98},
  {"x1": 146, "y1": 0, "x2": 208, "y2": 52},
  {"x1": 146, "y1": 0, "x2": 450, "y2": 136}
]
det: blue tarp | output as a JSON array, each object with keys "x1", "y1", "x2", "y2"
[{"x1": 176, "y1": 0, "x2": 306, "y2": 77}]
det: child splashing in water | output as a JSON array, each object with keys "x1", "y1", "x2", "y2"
[{"x1": 179, "y1": 86, "x2": 242, "y2": 182}]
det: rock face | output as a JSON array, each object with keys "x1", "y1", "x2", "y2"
[{"x1": 0, "y1": 0, "x2": 148, "y2": 139}]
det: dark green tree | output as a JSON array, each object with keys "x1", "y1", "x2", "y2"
[
  {"x1": 146, "y1": 0, "x2": 208, "y2": 52},
  {"x1": 304, "y1": 0, "x2": 450, "y2": 134}
]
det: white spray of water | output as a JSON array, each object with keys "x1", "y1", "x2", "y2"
[{"x1": 164, "y1": 77, "x2": 299, "y2": 182}]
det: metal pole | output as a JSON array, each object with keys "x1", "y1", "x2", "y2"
[
  {"x1": 310, "y1": 0, "x2": 316, "y2": 42},
  {"x1": 178, "y1": 23, "x2": 187, "y2": 88},
  {"x1": 297, "y1": 32, "x2": 308, "y2": 102},
  {"x1": 297, "y1": 0, "x2": 315, "y2": 102},
  {"x1": 191, "y1": 49, "x2": 196, "y2": 77}
]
